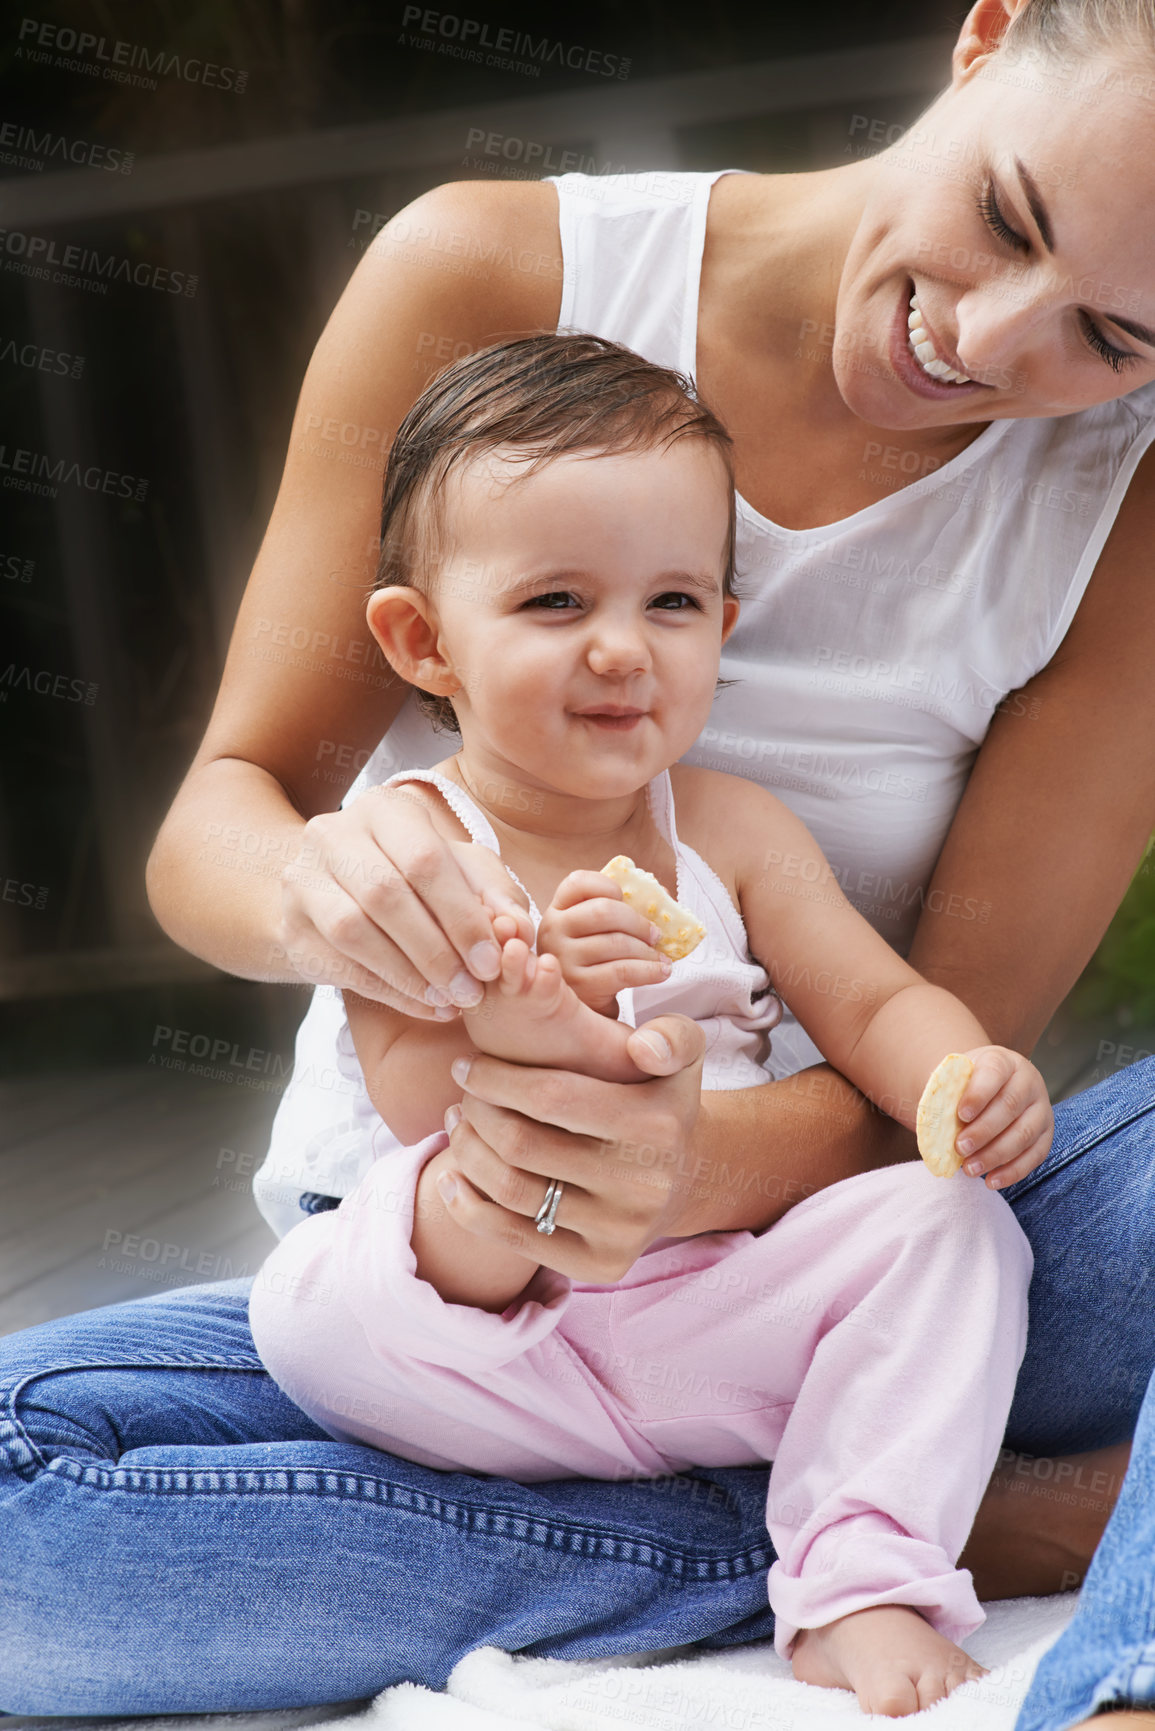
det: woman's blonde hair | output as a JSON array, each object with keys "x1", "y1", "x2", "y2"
[{"x1": 1003, "y1": 0, "x2": 1155, "y2": 59}]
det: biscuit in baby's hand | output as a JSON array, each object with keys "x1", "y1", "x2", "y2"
[
  {"x1": 600, "y1": 856, "x2": 706, "y2": 962},
  {"x1": 916, "y1": 1052, "x2": 976, "y2": 1177}
]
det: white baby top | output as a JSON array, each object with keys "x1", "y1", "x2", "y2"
[
  {"x1": 255, "y1": 168, "x2": 1155, "y2": 1230},
  {"x1": 254, "y1": 766, "x2": 779, "y2": 1236}
]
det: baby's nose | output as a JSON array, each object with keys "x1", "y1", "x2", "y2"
[{"x1": 587, "y1": 624, "x2": 650, "y2": 674}]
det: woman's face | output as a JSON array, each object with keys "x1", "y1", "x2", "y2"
[{"x1": 834, "y1": 45, "x2": 1155, "y2": 430}]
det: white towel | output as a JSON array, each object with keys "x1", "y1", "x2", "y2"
[{"x1": 351, "y1": 1594, "x2": 1079, "y2": 1730}]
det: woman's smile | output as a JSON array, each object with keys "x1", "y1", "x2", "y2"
[{"x1": 887, "y1": 280, "x2": 991, "y2": 403}]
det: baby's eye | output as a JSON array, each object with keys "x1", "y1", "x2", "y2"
[
  {"x1": 523, "y1": 591, "x2": 579, "y2": 610},
  {"x1": 650, "y1": 591, "x2": 701, "y2": 611}
]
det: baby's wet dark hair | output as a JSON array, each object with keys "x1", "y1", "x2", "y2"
[{"x1": 375, "y1": 332, "x2": 736, "y2": 733}]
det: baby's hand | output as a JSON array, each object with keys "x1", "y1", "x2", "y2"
[
  {"x1": 954, "y1": 1046, "x2": 1053, "y2": 1189},
  {"x1": 537, "y1": 870, "x2": 672, "y2": 1015}
]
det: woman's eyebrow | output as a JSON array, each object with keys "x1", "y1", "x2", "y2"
[
  {"x1": 1008, "y1": 157, "x2": 1155, "y2": 349},
  {"x1": 1108, "y1": 313, "x2": 1155, "y2": 350},
  {"x1": 1013, "y1": 156, "x2": 1055, "y2": 254}
]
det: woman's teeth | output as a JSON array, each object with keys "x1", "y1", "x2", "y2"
[{"x1": 908, "y1": 294, "x2": 971, "y2": 384}]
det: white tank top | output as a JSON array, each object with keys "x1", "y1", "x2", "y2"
[
  {"x1": 253, "y1": 764, "x2": 780, "y2": 1236},
  {"x1": 345, "y1": 168, "x2": 1155, "y2": 1079}
]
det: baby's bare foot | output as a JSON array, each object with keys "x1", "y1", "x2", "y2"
[
  {"x1": 791, "y1": 1605, "x2": 988, "y2": 1718},
  {"x1": 463, "y1": 938, "x2": 646, "y2": 1083}
]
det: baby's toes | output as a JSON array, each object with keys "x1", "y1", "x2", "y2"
[
  {"x1": 498, "y1": 938, "x2": 533, "y2": 995},
  {"x1": 524, "y1": 951, "x2": 568, "y2": 1012}
]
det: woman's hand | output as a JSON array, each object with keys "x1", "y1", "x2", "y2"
[
  {"x1": 536, "y1": 870, "x2": 672, "y2": 1013},
  {"x1": 435, "y1": 1013, "x2": 707, "y2": 1281},
  {"x1": 955, "y1": 1045, "x2": 1054, "y2": 1189},
  {"x1": 276, "y1": 784, "x2": 534, "y2": 1016}
]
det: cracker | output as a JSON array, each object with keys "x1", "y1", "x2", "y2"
[
  {"x1": 600, "y1": 855, "x2": 706, "y2": 962},
  {"x1": 916, "y1": 1052, "x2": 976, "y2": 1178}
]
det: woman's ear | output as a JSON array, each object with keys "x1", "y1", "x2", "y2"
[
  {"x1": 952, "y1": 0, "x2": 1029, "y2": 82},
  {"x1": 365, "y1": 587, "x2": 460, "y2": 700}
]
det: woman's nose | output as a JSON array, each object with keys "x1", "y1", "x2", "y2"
[{"x1": 955, "y1": 286, "x2": 1047, "y2": 388}]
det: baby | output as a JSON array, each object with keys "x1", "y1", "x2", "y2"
[{"x1": 251, "y1": 333, "x2": 1052, "y2": 1718}]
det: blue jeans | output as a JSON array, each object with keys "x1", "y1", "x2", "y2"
[
  {"x1": 1016, "y1": 1360, "x2": 1155, "y2": 1731},
  {"x1": 2, "y1": 1059, "x2": 1154, "y2": 1715}
]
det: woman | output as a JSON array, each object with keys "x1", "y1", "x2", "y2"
[{"x1": 1, "y1": 0, "x2": 1153, "y2": 1718}]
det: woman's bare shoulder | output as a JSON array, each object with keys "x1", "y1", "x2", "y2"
[{"x1": 358, "y1": 177, "x2": 563, "y2": 339}]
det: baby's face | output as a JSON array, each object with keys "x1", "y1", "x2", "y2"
[{"x1": 429, "y1": 440, "x2": 738, "y2": 801}]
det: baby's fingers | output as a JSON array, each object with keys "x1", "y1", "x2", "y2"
[
  {"x1": 965, "y1": 1115, "x2": 1053, "y2": 1189},
  {"x1": 581, "y1": 958, "x2": 671, "y2": 999},
  {"x1": 556, "y1": 894, "x2": 663, "y2": 948},
  {"x1": 956, "y1": 1049, "x2": 1016, "y2": 1126},
  {"x1": 551, "y1": 870, "x2": 625, "y2": 911},
  {"x1": 959, "y1": 1090, "x2": 1052, "y2": 1171}
]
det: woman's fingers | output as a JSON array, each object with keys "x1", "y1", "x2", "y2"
[
  {"x1": 438, "y1": 1165, "x2": 593, "y2": 1281},
  {"x1": 451, "y1": 1016, "x2": 704, "y2": 1139},
  {"x1": 305, "y1": 849, "x2": 477, "y2": 1004},
  {"x1": 442, "y1": 1107, "x2": 661, "y2": 1282},
  {"x1": 625, "y1": 1013, "x2": 707, "y2": 1077},
  {"x1": 444, "y1": 1107, "x2": 594, "y2": 1225},
  {"x1": 278, "y1": 873, "x2": 452, "y2": 1016},
  {"x1": 358, "y1": 794, "x2": 522, "y2": 980},
  {"x1": 279, "y1": 789, "x2": 533, "y2": 1007},
  {"x1": 448, "y1": 837, "x2": 535, "y2": 947}
]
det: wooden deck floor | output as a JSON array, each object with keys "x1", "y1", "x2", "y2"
[
  {"x1": 1, "y1": 1006, "x2": 1148, "y2": 1340},
  {"x1": 0, "y1": 1064, "x2": 281, "y2": 1338}
]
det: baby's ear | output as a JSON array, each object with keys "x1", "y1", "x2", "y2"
[{"x1": 366, "y1": 587, "x2": 459, "y2": 699}]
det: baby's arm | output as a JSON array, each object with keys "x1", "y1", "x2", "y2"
[
  {"x1": 727, "y1": 782, "x2": 1053, "y2": 1188},
  {"x1": 343, "y1": 972, "x2": 546, "y2": 1312}
]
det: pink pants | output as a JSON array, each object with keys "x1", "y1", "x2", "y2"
[{"x1": 250, "y1": 1136, "x2": 1032, "y2": 1659}]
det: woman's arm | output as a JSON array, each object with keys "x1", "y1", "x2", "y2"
[{"x1": 145, "y1": 179, "x2": 561, "y2": 1001}]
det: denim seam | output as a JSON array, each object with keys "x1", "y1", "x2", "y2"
[
  {"x1": 42, "y1": 1457, "x2": 773, "y2": 1580},
  {"x1": 1005, "y1": 1090, "x2": 1155, "y2": 1201},
  {"x1": 0, "y1": 1358, "x2": 266, "y2": 1479},
  {"x1": 1090, "y1": 1648, "x2": 1155, "y2": 1713}
]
